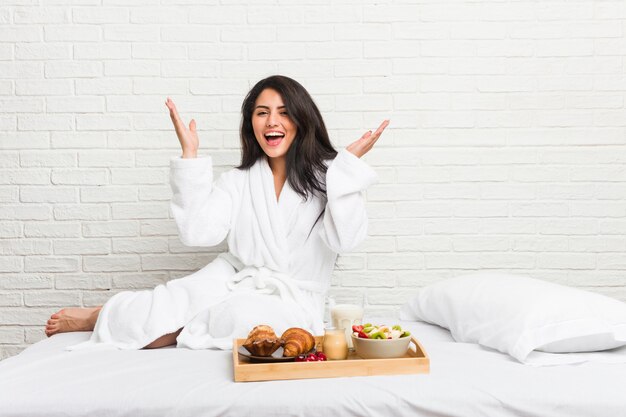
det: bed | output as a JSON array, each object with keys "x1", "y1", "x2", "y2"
[{"x1": 1, "y1": 319, "x2": 624, "y2": 417}]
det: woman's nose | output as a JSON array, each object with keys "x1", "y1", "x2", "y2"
[{"x1": 266, "y1": 112, "x2": 279, "y2": 127}]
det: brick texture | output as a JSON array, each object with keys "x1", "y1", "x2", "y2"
[{"x1": 2, "y1": 0, "x2": 626, "y2": 360}]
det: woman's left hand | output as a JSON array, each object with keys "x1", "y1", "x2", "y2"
[{"x1": 346, "y1": 120, "x2": 390, "y2": 158}]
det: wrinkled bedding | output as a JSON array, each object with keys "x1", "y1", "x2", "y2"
[{"x1": 0, "y1": 319, "x2": 624, "y2": 417}]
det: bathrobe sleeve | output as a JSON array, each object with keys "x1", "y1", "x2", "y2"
[
  {"x1": 170, "y1": 155, "x2": 234, "y2": 247},
  {"x1": 319, "y1": 148, "x2": 379, "y2": 254}
]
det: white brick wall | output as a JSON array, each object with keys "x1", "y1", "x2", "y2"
[{"x1": 1, "y1": 0, "x2": 626, "y2": 359}]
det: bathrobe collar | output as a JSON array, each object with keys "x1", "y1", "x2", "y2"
[
  {"x1": 260, "y1": 156, "x2": 304, "y2": 232},
  {"x1": 240, "y1": 157, "x2": 300, "y2": 272}
]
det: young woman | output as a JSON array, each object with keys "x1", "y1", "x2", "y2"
[{"x1": 45, "y1": 75, "x2": 389, "y2": 350}]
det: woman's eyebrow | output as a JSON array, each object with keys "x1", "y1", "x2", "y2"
[{"x1": 254, "y1": 105, "x2": 286, "y2": 110}]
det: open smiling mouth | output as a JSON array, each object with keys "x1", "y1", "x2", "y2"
[{"x1": 264, "y1": 132, "x2": 285, "y2": 147}]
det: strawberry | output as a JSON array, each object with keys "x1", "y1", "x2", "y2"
[
  {"x1": 352, "y1": 325, "x2": 364, "y2": 333},
  {"x1": 358, "y1": 330, "x2": 369, "y2": 338}
]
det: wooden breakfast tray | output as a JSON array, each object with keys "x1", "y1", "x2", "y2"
[{"x1": 233, "y1": 336, "x2": 429, "y2": 382}]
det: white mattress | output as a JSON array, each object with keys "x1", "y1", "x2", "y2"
[{"x1": 1, "y1": 319, "x2": 624, "y2": 417}]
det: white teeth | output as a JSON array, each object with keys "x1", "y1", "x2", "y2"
[{"x1": 265, "y1": 132, "x2": 284, "y2": 137}]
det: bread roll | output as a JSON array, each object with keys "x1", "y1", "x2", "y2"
[{"x1": 242, "y1": 325, "x2": 283, "y2": 357}]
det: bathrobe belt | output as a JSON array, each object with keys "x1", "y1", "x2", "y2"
[{"x1": 218, "y1": 252, "x2": 327, "y2": 298}]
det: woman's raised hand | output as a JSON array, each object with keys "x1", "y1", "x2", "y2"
[
  {"x1": 165, "y1": 97, "x2": 199, "y2": 159},
  {"x1": 346, "y1": 119, "x2": 390, "y2": 159}
]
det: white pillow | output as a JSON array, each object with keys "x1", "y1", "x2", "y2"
[{"x1": 399, "y1": 273, "x2": 626, "y2": 364}]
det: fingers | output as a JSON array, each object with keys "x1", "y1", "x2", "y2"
[
  {"x1": 352, "y1": 119, "x2": 389, "y2": 157},
  {"x1": 360, "y1": 130, "x2": 372, "y2": 141},
  {"x1": 361, "y1": 119, "x2": 389, "y2": 146},
  {"x1": 165, "y1": 97, "x2": 187, "y2": 134},
  {"x1": 370, "y1": 119, "x2": 390, "y2": 141}
]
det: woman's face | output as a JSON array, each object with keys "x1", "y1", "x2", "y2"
[{"x1": 252, "y1": 88, "x2": 297, "y2": 162}]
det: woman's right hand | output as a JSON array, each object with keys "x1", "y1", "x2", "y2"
[{"x1": 165, "y1": 97, "x2": 199, "y2": 158}]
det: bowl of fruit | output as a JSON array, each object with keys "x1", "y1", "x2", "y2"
[{"x1": 351, "y1": 324, "x2": 412, "y2": 359}]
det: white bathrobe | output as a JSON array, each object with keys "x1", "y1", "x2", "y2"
[{"x1": 68, "y1": 148, "x2": 378, "y2": 351}]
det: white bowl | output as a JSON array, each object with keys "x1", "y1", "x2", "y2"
[{"x1": 351, "y1": 334, "x2": 411, "y2": 359}]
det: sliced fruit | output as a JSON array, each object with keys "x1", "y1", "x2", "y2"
[{"x1": 352, "y1": 325, "x2": 364, "y2": 333}]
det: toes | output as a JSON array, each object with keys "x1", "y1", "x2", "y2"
[{"x1": 46, "y1": 324, "x2": 58, "y2": 337}]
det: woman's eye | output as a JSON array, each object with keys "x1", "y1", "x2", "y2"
[{"x1": 256, "y1": 111, "x2": 287, "y2": 116}]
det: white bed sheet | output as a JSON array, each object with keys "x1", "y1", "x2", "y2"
[{"x1": 0, "y1": 319, "x2": 624, "y2": 417}]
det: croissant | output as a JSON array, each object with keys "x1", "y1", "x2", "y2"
[
  {"x1": 242, "y1": 325, "x2": 283, "y2": 357},
  {"x1": 281, "y1": 327, "x2": 315, "y2": 357}
]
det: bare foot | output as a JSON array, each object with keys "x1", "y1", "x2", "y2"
[{"x1": 45, "y1": 307, "x2": 101, "y2": 337}]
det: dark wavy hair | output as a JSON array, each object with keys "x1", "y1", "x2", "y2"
[{"x1": 237, "y1": 75, "x2": 337, "y2": 201}]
